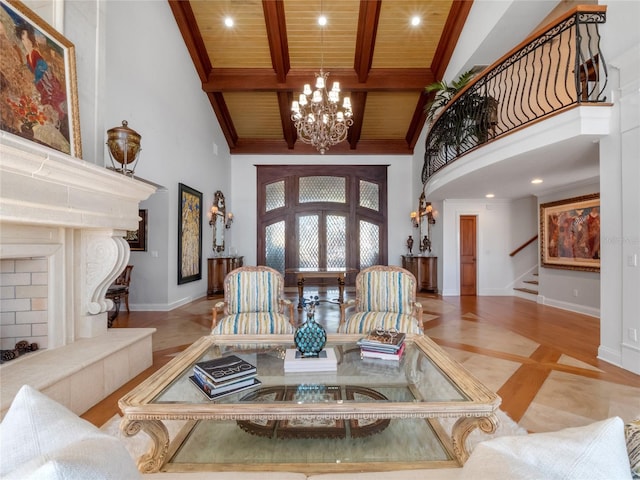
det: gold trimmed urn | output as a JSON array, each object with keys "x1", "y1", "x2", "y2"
[{"x1": 106, "y1": 120, "x2": 141, "y2": 175}]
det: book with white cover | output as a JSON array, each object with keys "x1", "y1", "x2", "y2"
[{"x1": 284, "y1": 348, "x2": 337, "y2": 372}]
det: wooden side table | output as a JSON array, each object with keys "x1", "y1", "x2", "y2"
[
  {"x1": 284, "y1": 267, "x2": 358, "y2": 309},
  {"x1": 207, "y1": 256, "x2": 243, "y2": 296},
  {"x1": 401, "y1": 255, "x2": 438, "y2": 293}
]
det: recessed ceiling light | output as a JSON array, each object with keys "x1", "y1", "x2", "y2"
[
  {"x1": 224, "y1": 17, "x2": 234, "y2": 28},
  {"x1": 486, "y1": 193, "x2": 495, "y2": 198},
  {"x1": 318, "y1": 15, "x2": 327, "y2": 26},
  {"x1": 411, "y1": 16, "x2": 421, "y2": 26},
  {"x1": 531, "y1": 178, "x2": 543, "y2": 184}
]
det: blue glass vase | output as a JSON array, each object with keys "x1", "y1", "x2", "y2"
[{"x1": 294, "y1": 313, "x2": 327, "y2": 357}]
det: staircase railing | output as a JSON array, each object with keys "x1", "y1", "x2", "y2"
[
  {"x1": 422, "y1": 5, "x2": 608, "y2": 183},
  {"x1": 509, "y1": 235, "x2": 538, "y2": 257}
]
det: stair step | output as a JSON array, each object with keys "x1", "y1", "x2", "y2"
[
  {"x1": 514, "y1": 287, "x2": 538, "y2": 295},
  {"x1": 524, "y1": 280, "x2": 539, "y2": 285}
]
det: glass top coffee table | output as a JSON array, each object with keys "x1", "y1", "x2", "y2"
[{"x1": 119, "y1": 334, "x2": 500, "y2": 474}]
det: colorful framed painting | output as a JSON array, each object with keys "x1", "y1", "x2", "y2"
[
  {"x1": 540, "y1": 193, "x2": 600, "y2": 272},
  {"x1": 0, "y1": 0, "x2": 82, "y2": 157},
  {"x1": 126, "y1": 209, "x2": 147, "y2": 252},
  {"x1": 178, "y1": 183, "x2": 202, "y2": 284}
]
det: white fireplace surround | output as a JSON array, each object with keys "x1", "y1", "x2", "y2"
[{"x1": 0, "y1": 132, "x2": 155, "y2": 346}]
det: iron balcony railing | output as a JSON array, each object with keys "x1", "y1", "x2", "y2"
[{"x1": 422, "y1": 5, "x2": 608, "y2": 183}]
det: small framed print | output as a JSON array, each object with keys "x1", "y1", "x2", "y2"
[{"x1": 126, "y1": 209, "x2": 147, "y2": 251}]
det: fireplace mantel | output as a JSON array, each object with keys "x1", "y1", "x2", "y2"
[
  {"x1": 0, "y1": 132, "x2": 156, "y2": 346},
  {"x1": 0, "y1": 133, "x2": 155, "y2": 230}
]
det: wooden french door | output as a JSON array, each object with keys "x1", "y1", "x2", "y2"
[
  {"x1": 256, "y1": 165, "x2": 388, "y2": 287},
  {"x1": 460, "y1": 215, "x2": 477, "y2": 296}
]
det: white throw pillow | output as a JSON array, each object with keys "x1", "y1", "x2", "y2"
[
  {"x1": 462, "y1": 417, "x2": 632, "y2": 479},
  {"x1": 0, "y1": 385, "x2": 141, "y2": 479}
]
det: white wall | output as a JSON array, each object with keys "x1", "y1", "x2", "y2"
[
  {"x1": 101, "y1": 1, "x2": 231, "y2": 309},
  {"x1": 24, "y1": 0, "x2": 231, "y2": 309},
  {"x1": 229, "y1": 155, "x2": 415, "y2": 268},
  {"x1": 537, "y1": 182, "x2": 601, "y2": 317},
  {"x1": 597, "y1": 0, "x2": 640, "y2": 374},
  {"x1": 443, "y1": 0, "x2": 556, "y2": 82},
  {"x1": 510, "y1": 196, "x2": 539, "y2": 282},
  {"x1": 440, "y1": 197, "x2": 537, "y2": 296}
]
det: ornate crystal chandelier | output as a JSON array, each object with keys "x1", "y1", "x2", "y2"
[{"x1": 290, "y1": 8, "x2": 353, "y2": 154}]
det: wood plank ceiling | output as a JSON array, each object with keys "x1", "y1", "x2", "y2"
[{"x1": 169, "y1": 0, "x2": 472, "y2": 155}]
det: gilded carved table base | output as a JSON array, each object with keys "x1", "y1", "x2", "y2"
[
  {"x1": 450, "y1": 414, "x2": 498, "y2": 464},
  {"x1": 121, "y1": 418, "x2": 169, "y2": 474}
]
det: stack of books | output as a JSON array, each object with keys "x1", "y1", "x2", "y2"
[
  {"x1": 189, "y1": 354, "x2": 261, "y2": 400},
  {"x1": 357, "y1": 330, "x2": 406, "y2": 361},
  {"x1": 283, "y1": 348, "x2": 338, "y2": 373}
]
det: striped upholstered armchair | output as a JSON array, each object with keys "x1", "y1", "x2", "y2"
[
  {"x1": 338, "y1": 265, "x2": 423, "y2": 334},
  {"x1": 211, "y1": 266, "x2": 296, "y2": 334}
]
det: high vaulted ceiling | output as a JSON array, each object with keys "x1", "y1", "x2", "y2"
[{"x1": 168, "y1": 0, "x2": 472, "y2": 155}]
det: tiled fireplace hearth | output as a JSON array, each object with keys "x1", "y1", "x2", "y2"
[{"x1": 0, "y1": 133, "x2": 156, "y2": 417}]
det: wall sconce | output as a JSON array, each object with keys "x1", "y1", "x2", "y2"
[
  {"x1": 425, "y1": 203, "x2": 436, "y2": 225},
  {"x1": 410, "y1": 211, "x2": 419, "y2": 228},
  {"x1": 208, "y1": 205, "x2": 219, "y2": 225},
  {"x1": 208, "y1": 206, "x2": 234, "y2": 228}
]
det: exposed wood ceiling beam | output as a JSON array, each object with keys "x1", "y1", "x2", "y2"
[
  {"x1": 404, "y1": 0, "x2": 475, "y2": 152},
  {"x1": 168, "y1": 0, "x2": 211, "y2": 83},
  {"x1": 405, "y1": 91, "x2": 429, "y2": 150},
  {"x1": 203, "y1": 68, "x2": 434, "y2": 92},
  {"x1": 354, "y1": 0, "x2": 382, "y2": 83},
  {"x1": 431, "y1": 0, "x2": 474, "y2": 80},
  {"x1": 347, "y1": 91, "x2": 367, "y2": 149},
  {"x1": 263, "y1": 1, "x2": 295, "y2": 147},
  {"x1": 208, "y1": 92, "x2": 238, "y2": 149},
  {"x1": 262, "y1": 0, "x2": 290, "y2": 83},
  {"x1": 277, "y1": 91, "x2": 296, "y2": 149},
  {"x1": 230, "y1": 139, "x2": 411, "y2": 155}
]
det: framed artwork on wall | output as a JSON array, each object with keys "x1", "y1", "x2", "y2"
[
  {"x1": 0, "y1": 0, "x2": 83, "y2": 157},
  {"x1": 126, "y1": 209, "x2": 147, "y2": 251},
  {"x1": 178, "y1": 183, "x2": 202, "y2": 284},
  {"x1": 540, "y1": 193, "x2": 600, "y2": 272}
]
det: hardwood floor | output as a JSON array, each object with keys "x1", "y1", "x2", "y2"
[{"x1": 82, "y1": 293, "x2": 640, "y2": 434}]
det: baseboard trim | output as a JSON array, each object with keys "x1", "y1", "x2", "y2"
[
  {"x1": 539, "y1": 296, "x2": 600, "y2": 318},
  {"x1": 598, "y1": 345, "x2": 622, "y2": 368},
  {"x1": 130, "y1": 292, "x2": 207, "y2": 312},
  {"x1": 621, "y1": 343, "x2": 640, "y2": 375}
]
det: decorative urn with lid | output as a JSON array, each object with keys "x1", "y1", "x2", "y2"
[{"x1": 106, "y1": 120, "x2": 141, "y2": 175}]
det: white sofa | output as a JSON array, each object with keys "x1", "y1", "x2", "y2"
[{"x1": 1, "y1": 386, "x2": 637, "y2": 480}]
